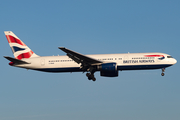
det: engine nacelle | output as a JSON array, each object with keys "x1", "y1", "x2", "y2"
[{"x1": 98, "y1": 63, "x2": 118, "y2": 77}]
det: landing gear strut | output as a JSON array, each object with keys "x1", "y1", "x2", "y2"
[
  {"x1": 85, "y1": 66, "x2": 96, "y2": 81},
  {"x1": 161, "y1": 68, "x2": 165, "y2": 76}
]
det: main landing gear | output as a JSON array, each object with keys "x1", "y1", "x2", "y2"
[
  {"x1": 161, "y1": 68, "x2": 165, "y2": 76},
  {"x1": 86, "y1": 73, "x2": 96, "y2": 81},
  {"x1": 85, "y1": 66, "x2": 96, "y2": 81}
]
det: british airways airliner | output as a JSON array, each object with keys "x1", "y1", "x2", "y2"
[{"x1": 4, "y1": 31, "x2": 177, "y2": 81}]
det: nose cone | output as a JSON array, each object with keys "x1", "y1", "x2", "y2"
[{"x1": 172, "y1": 58, "x2": 177, "y2": 65}]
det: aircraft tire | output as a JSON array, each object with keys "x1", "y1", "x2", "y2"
[
  {"x1": 86, "y1": 73, "x2": 90, "y2": 77},
  {"x1": 161, "y1": 73, "x2": 165, "y2": 76},
  {"x1": 92, "y1": 77, "x2": 96, "y2": 81}
]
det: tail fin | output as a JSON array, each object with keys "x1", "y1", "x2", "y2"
[{"x1": 4, "y1": 31, "x2": 39, "y2": 60}]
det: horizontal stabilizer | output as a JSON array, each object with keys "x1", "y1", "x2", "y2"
[{"x1": 4, "y1": 56, "x2": 30, "y2": 64}]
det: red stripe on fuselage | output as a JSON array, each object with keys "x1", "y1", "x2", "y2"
[
  {"x1": 16, "y1": 50, "x2": 34, "y2": 60},
  {"x1": 6, "y1": 35, "x2": 26, "y2": 46},
  {"x1": 144, "y1": 55, "x2": 164, "y2": 57}
]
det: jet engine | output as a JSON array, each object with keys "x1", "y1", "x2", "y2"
[{"x1": 98, "y1": 63, "x2": 118, "y2": 77}]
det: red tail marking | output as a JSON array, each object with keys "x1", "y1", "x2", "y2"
[
  {"x1": 6, "y1": 35, "x2": 26, "y2": 46},
  {"x1": 16, "y1": 50, "x2": 34, "y2": 60}
]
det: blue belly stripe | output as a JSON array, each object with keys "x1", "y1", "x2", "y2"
[
  {"x1": 117, "y1": 64, "x2": 172, "y2": 70},
  {"x1": 33, "y1": 64, "x2": 172, "y2": 73}
]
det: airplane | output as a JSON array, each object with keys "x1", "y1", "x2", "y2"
[{"x1": 4, "y1": 31, "x2": 177, "y2": 81}]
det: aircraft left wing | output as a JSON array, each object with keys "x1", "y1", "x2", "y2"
[{"x1": 59, "y1": 47, "x2": 103, "y2": 65}]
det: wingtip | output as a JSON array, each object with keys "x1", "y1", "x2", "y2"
[{"x1": 58, "y1": 47, "x2": 65, "y2": 49}]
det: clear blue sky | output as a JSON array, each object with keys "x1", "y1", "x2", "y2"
[{"x1": 0, "y1": 0, "x2": 180, "y2": 120}]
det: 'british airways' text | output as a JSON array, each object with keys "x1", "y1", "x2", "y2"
[{"x1": 123, "y1": 60, "x2": 155, "y2": 64}]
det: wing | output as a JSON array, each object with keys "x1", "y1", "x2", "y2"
[{"x1": 59, "y1": 47, "x2": 103, "y2": 65}]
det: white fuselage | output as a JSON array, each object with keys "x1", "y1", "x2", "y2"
[{"x1": 13, "y1": 52, "x2": 177, "y2": 72}]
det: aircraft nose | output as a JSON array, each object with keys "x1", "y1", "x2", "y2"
[{"x1": 172, "y1": 58, "x2": 177, "y2": 64}]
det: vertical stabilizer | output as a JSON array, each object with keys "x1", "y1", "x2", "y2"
[{"x1": 4, "y1": 31, "x2": 39, "y2": 60}]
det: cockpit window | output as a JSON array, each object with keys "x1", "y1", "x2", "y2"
[{"x1": 167, "y1": 56, "x2": 173, "y2": 58}]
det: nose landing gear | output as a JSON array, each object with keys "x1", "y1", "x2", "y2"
[{"x1": 161, "y1": 68, "x2": 165, "y2": 76}]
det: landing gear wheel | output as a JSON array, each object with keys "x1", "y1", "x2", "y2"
[
  {"x1": 161, "y1": 73, "x2": 165, "y2": 76},
  {"x1": 161, "y1": 68, "x2": 165, "y2": 76},
  {"x1": 86, "y1": 72, "x2": 96, "y2": 81},
  {"x1": 86, "y1": 73, "x2": 90, "y2": 77},
  {"x1": 92, "y1": 77, "x2": 96, "y2": 81}
]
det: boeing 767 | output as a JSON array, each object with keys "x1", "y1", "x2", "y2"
[{"x1": 4, "y1": 31, "x2": 177, "y2": 81}]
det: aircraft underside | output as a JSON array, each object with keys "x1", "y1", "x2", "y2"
[
  {"x1": 29, "y1": 64, "x2": 172, "y2": 81},
  {"x1": 33, "y1": 64, "x2": 172, "y2": 72}
]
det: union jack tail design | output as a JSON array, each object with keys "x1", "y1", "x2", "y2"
[{"x1": 4, "y1": 31, "x2": 39, "y2": 60}]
